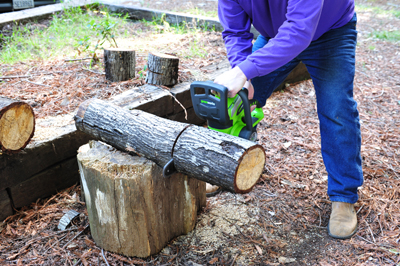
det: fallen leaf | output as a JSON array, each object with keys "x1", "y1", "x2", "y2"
[
  {"x1": 209, "y1": 257, "x2": 218, "y2": 264},
  {"x1": 283, "y1": 142, "x2": 292, "y2": 148},
  {"x1": 67, "y1": 243, "x2": 78, "y2": 250},
  {"x1": 255, "y1": 244, "x2": 263, "y2": 255},
  {"x1": 278, "y1": 257, "x2": 296, "y2": 264}
]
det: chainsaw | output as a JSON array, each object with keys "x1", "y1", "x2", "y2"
[{"x1": 190, "y1": 81, "x2": 264, "y2": 141}]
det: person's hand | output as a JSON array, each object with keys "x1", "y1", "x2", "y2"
[{"x1": 214, "y1": 66, "x2": 247, "y2": 98}]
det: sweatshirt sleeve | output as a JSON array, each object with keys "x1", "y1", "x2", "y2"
[
  {"x1": 218, "y1": 0, "x2": 254, "y2": 70},
  {"x1": 219, "y1": 0, "x2": 324, "y2": 80}
]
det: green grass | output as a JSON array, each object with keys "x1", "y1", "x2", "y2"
[
  {"x1": 0, "y1": 5, "x2": 127, "y2": 64},
  {"x1": 181, "y1": 8, "x2": 218, "y2": 18},
  {"x1": 355, "y1": 4, "x2": 400, "y2": 18},
  {"x1": 142, "y1": 13, "x2": 216, "y2": 35},
  {"x1": 372, "y1": 30, "x2": 400, "y2": 41},
  {"x1": 0, "y1": 7, "x2": 215, "y2": 65}
]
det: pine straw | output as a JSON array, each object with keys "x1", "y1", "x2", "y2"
[
  {"x1": 0, "y1": 57, "x2": 185, "y2": 119},
  {"x1": 0, "y1": 30, "x2": 225, "y2": 119},
  {"x1": 0, "y1": 38, "x2": 398, "y2": 264}
]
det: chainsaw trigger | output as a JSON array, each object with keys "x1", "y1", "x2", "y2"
[{"x1": 163, "y1": 158, "x2": 176, "y2": 178}]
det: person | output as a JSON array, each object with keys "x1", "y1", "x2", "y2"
[{"x1": 214, "y1": 0, "x2": 363, "y2": 239}]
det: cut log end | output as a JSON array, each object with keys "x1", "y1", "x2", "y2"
[
  {"x1": 0, "y1": 103, "x2": 35, "y2": 151},
  {"x1": 150, "y1": 51, "x2": 178, "y2": 59},
  {"x1": 235, "y1": 146, "x2": 265, "y2": 193},
  {"x1": 104, "y1": 48, "x2": 134, "y2": 52}
]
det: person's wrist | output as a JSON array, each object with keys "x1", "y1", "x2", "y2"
[{"x1": 233, "y1": 66, "x2": 248, "y2": 83}]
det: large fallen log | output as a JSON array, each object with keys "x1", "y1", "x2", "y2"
[
  {"x1": 74, "y1": 99, "x2": 265, "y2": 193},
  {"x1": 0, "y1": 97, "x2": 35, "y2": 152}
]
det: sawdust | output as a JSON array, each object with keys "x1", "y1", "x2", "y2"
[
  {"x1": 185, "y1": 194, "x2": 259, "y2": 248},
  {"x1": 32, "y1": 113, "x2": 75, "y2": 141}
]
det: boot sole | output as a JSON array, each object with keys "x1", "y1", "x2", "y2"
[{"x1": 327, "y1": 222, "x2": 358, "y2": 239}]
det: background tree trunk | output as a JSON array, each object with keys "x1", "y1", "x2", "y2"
[
  {"x1": 74, "y1": 99, "x2": 265, "y2": 193},
  {"x1": 0, "y1": 97, "x2": 35, "y2": 152},
  {"x1": 104, "y1": 48, "x2": 136, "y2": 82},
  {"x1": 146, "y1": 52, "x2": 179, "y2": 86},
  {"x1": 77, "y1": 140, "x2": 206, "y2": 257}
]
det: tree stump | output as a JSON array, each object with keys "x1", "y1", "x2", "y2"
[
  {"x1": 146, "y1": 52, "x2": 179, "y2": 86},
  {"x1": 74, "y1": 99, "x2": 265, "y2": 193},
  {"x1": 0, "y1": 97, "x2": 35, "y2": 152},
  {"x1": 77, "y1": 140, "x2": 206, "y2": 257},
  {"x1": 104, "y1": 48, "x2": 136, "y2": 82}
]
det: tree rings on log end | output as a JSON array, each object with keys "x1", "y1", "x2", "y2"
[
  {"x1": 0, "y1": 102, "x2": 35, "y2": 151},
  {"x1": 235, "y1": 145, "x2": 265, "y2": 193}
]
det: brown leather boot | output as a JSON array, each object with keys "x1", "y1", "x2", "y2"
[{"x1": 328, "y1": 201, "x2": 358, "y2": 239}]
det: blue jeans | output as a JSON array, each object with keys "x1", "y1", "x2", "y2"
[{"x1": 252, "y1": 14, "x2": 363, "y2": 203}]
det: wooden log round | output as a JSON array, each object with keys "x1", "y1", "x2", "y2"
[
  {"x1": 104, "y1": 48, "x2": 136, "y2": 82},
  {"x1": 173, "y1": 126, "x2": 266, "y2": 193},
  {"x1": 0, "y1": 97, "x2": 35, "y2": 151},
  {"x1": 74, "y1": 99, "x2": 266, "y2": 193},
  {"x1": 146, "y1": 52, "x2": 179, "y2": 86},
  {"x1": 77, "y1": 140, "x2": 206, "y2": 257}
]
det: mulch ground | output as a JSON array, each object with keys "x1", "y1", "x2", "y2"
[{"x1": 0, "y1": 1, "x2": 399, "y2": 265}]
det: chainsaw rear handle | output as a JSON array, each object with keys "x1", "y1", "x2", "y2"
[
  {"x1": 237, "y1": 89, "x2": 254, "y2": 133},
  {"x1": 190, "y1": 81, "x2": 231, "y2": 128},
  {"x1": 190, "y1": 81, "x2": 256, "y2": 132}
]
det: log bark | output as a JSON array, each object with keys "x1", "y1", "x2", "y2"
[
  {"x1": 104, "y1": 48, "x2": 136, "y2": 82},
  {"x1": 74, "y1": 99, "x2": 265, "y2": 193},
  {"x1": 146, "y1": 52, "x2": 179, "y2": 86},
  {"x1": 0, "y1": 97, "x2": 35, "y2": 151},
  {"x1": 77, "y1": 140, "x2": 206, "y2": 257}
]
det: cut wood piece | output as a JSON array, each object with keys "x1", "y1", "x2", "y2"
[
  {"x1": 173, "y1": 126, "x2": 266, "y2": 193},
  {"x1": 77, "y1": 140, "x2": 206, "y2": 257},
  {"x1": 104, "y1": 48, "x2": 136, "y2": 82},
  {"x1": 74, "y1": 99, "x2": 265, "y2": 193},
  {"x1": 0, "y1": 97, "x2": 35, "y2": 151},
  {"x1": 146, "y1": 52, "x2": 179, "y2": 86}
]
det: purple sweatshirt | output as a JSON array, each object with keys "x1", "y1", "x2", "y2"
[{"x1": 218, "y1": 0, "x2": 355, "y2": 80}]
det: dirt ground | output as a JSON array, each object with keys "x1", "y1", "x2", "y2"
[{"x1": 0, "y1": 0, "x2": 399, "y2": 265}]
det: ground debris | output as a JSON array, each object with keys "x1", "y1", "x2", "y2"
[{"x1": 1, "y1": 0, "x2": 399, "y2": 265}]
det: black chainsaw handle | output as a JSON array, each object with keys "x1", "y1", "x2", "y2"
[{"x1": 237, "y1": 89, "x2": 254, "y2": 133}]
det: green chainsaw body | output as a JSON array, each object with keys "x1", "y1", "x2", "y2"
[{"x1": 190, "y1": 81, "x2": 264, "y2": 141}]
